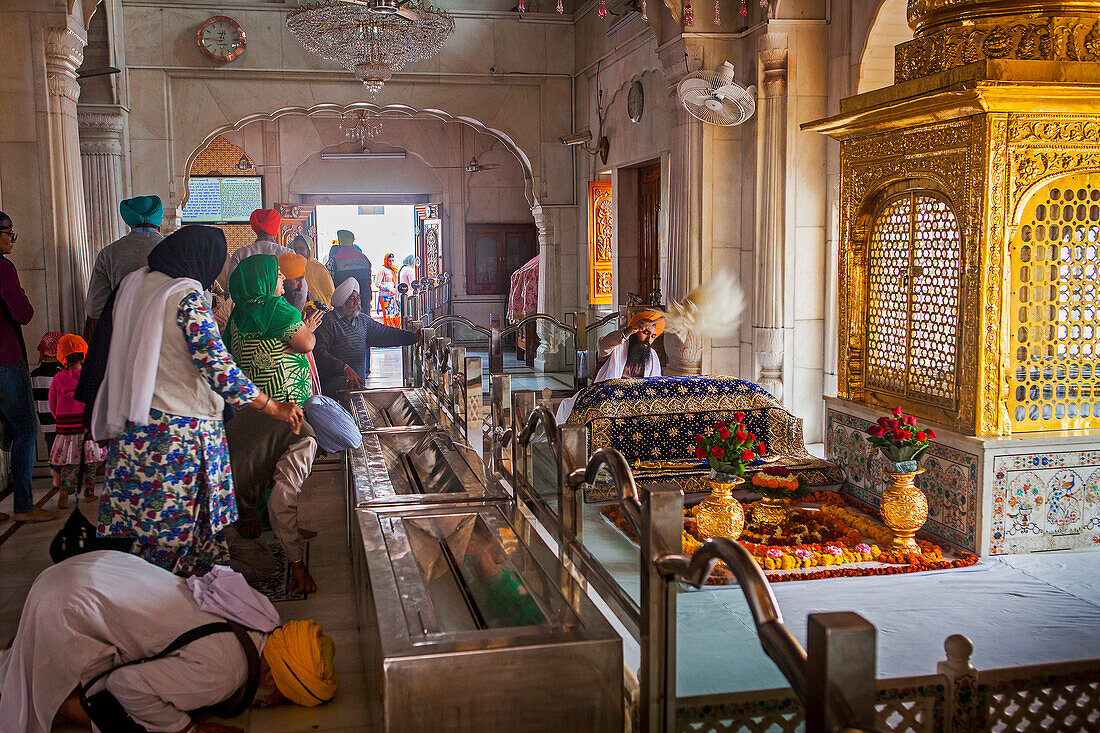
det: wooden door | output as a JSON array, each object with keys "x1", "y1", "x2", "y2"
[
  {"x1": 465, "y1": 223, "x2": 537, "y2": 295},
  {"x1": 637, "y1": 163, "x2": 661, "y2": 302}
]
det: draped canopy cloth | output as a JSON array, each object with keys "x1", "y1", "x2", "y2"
[
  {"x1": 507, "y1": 254, "x2": 539, "y2": 323},
  {"x1": 564, "y1": 375, "x2": 844, "y2": 500}
]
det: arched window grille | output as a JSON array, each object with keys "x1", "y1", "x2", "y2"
[
  {"x1": 1009, "y1": 175, "x2": 1100, "y2": 431},
  {"x1": 864, "y1": 191, "x2": 962, "y2": 409}
]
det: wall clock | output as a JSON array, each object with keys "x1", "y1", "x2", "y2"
[
  {"x1": 197, "y1": 16, "x2": 246, "y2": 63},
  {"x1": 627, "y1": 80, "x2": 644, "y2": 124}
]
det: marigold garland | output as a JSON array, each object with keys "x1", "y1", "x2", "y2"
[{"x1": 599, "y1": 491, "x2": 980, "y2": 584}]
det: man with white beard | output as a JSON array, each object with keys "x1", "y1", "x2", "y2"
[{"x1": 311, "y1": 277, "x2": 420, "y2": 396}]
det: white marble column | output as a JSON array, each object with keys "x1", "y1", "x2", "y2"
[
  {"x1": 45, "y1": 25, "x2": 91, "y2": 332},
  {"x1": 78, "y1": 104, "x2": 127, "y2": 255},
  {"x1": 660, "y1": 40, "x2": 705, "y2": 375},
  {"x1": 754, "y1": 36, "x2": 789, "y2": 399},
  {"x1": 532, "y1": 203, "x2": 565, "y2": 370}
]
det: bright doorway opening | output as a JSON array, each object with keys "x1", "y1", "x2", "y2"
[{"x1": 316, "y1": 204, "x2": 415, "y2": 317}]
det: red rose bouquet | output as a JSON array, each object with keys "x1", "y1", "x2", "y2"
[
  {"x1": 865, "y1": 406, "x2": 937, "y2": 471},
  {"x1": 692, "y1": 411, "x2": 766, "y2": 477}
]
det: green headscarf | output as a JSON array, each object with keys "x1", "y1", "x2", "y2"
[{"x1": 227, "y1": 254, "x2": 303, "y2": 343}]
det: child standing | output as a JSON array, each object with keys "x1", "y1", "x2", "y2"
[
  {"x1": 47, "y1": 334, "x2": 104, "y2": 508},
  {"x1": 30, "y1": 331, "x2": 63, "y2": 489}
]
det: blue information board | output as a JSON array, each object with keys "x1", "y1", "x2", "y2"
[{"x1": 181, "y1": 177, "x2": 262, "y2": 223}]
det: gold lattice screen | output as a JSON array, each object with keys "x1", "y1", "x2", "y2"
[
  {"x1": 1008, "y1": 173, "x2": 1100, "y2": 431},
  {"x1": 864, "y1": 192, "x2": 962, "y2": 410}
]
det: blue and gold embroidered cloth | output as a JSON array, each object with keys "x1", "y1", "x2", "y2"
[{"x1": 565, "y1": 376, "x2": 843, "y2": 499}]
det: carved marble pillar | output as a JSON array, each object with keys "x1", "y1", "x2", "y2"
[
  {"x1": 78, "y1": 104, "x2": 127, "y2": 254},
  {"x1": 660, "y1": 40, "x2": 705, "y2": 375},
  {"x1": 45, "y1": 26, "x2": 91, "y2": 332},
  {"x1": 532, "y1": 204, "x2": 564, "y2": 370},
  {"x1": 754, "y1": 37, "x2": 789, "y2": 399}
]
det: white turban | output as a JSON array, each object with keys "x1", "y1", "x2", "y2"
[{"x1": 333, "y1": 277, "x2": 360, "y2": 307}]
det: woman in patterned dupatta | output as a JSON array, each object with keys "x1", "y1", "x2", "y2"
[
  {"x1": 91, "y1": 226, "x2": 305, "y2": 577},
  {"x1": 224, "y1": 254, "x2": 323, "y2": 406},
  {"x1": 375, "y1": 252, "x2": 401, "y2": 327}
]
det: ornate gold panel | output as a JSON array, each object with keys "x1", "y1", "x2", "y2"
[
  {"x1": 838, "y1": 118, "x2": 982, "y2": 433},
  {"x1": 1008, "y1": 173, "x2": 1100, "y2": 431},
  {"x1": 895, "y1": 19, "x2": 1100, "y2": 84},
  {"x1": 589, "y1": 181, "x2": 613, "y2": 305},
  {"x1": 814, "y1": 0, "x2": 1100, "y2": 436}
]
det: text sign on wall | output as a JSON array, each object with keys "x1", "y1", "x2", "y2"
[{"x1": 181, "y1": 176, "x2": 263, "y2": 223}]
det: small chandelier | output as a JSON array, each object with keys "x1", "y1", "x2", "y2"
[
  {"x1": 286, "y1": 1, "x2": 454, "y2": 97},
  {"x1": 340, "y1": 109, "x2": 383, "y2": 143}
]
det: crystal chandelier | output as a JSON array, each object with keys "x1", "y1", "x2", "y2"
[
  {"x1": 286, "y1": 1, "x2": 455, "y2": 96},
  {"x1": 340, "y1": 109, "x2": 383, "y2": 143}
]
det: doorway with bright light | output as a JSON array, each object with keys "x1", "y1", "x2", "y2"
[{"x1": 316, "y1": 204, "x2": 415, "y2": 320}]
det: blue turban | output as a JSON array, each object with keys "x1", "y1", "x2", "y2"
[
  {"x1": 119, "y1": 195, "x2": 163, "y2": 229},
  {"x1": 303, "y1": 396, "x2": 362, "y2": 452}
]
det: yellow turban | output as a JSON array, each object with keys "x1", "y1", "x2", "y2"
[
  {"x1": 278, "y1": 252, "x2": 307, "y2": 280},
  {"x1": 262, "y1": 620, "x2": 338, "y2": 707},
  {"x1": 336, "y1": 229, "x2": 355, "y2": 246},
  {"x1": 628, "y1": 309, "x2": 666, "y2": 337}
]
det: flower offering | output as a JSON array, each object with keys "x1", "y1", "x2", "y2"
[{"x1": 693, "y1": 411, "x2": 766, "y2": 477}]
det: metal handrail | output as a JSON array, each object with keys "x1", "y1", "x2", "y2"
[
  {"x1": 500, "y1": 313, "x2": 578, "y2": 339},
  {"x1": 657, "y1": 539, "x2": 809, "y2": 704},
  {"x1": 516, "y1": 406, "x2": 561, "y2": 464},
  {"x1": 584, "y1": 311, "x2": 623, "y2": 334},
  {"x1": 428, "y1": 314, "x2": 492, "y2": 336}
]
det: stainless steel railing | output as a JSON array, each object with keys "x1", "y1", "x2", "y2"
[{"x1": 505, "y1": 401, "x2": 879, "y2": 733}]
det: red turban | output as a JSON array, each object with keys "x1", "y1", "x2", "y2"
[
  {"x1": 37, "y1": 331, "x2": 62, "y2": 361},
  {"x1": 249, "y1": 208, "x2": 281, "y2": 236}
]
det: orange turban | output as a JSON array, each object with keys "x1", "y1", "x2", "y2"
[
  {"x1": 249, "y1": 208, "x2": 281, "y2": 236},
  {"x1": 262, "y1": 620, "x2": 338, "y2": 707},
  {"x1": 56, "y1": 334, "x2": 88, "y2": 365},
  {"x1": 628, "y1": 309, "x2": 666, "y2": 337},
  {"x1": 278, "y1": 253, "x2": 307, "y2": 280}
]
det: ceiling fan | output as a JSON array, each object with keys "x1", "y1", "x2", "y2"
[
  {"x1": 341, "y1": 0, "x2": 421, "y2": 21},
  {"x1": 465, "y1": 156, "x2": 500, "y2": 173},
  {"x1": 677, "y1": 61, "x2": 756, "y2": 127}
]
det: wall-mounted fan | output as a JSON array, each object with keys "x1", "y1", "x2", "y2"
[
  {"x1": 677, "y1": 62, "x2": 756, "y2": 126},
  {"x1": 342, "y1": 0, "x2": 421, "y2": 20},
  {"x1": 465, "y1": 156, "x2": 500, "y2": 173}
]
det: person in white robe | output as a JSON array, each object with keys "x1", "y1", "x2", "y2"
[
  {"x1": 555, "y1": 309, "x2": 664, "y2": 423},
  {"x1": 0, "y1": 551, "x2": 337, "y2": 733}
]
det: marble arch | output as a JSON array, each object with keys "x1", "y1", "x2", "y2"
[
  {"x1": 182, "y1": 103, "x2": 539, "y2": 210},
  {"x1": 856, "y1": 0, "x2": 912, "y2": 94}
]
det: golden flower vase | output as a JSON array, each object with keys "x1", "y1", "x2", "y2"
[
  {"x1": 695, "y1": 477, "x2": 746, "y2": 541},
  {"x1": 751, "y1": 495, "x2": 790, "y2": 527},
  {"x1": 881, "y1": 468, "x2": 928, "y2": 552}
]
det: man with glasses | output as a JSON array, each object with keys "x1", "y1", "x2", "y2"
[{"x1": 0, "y1": 211, "x2": 60, "y2": 523}]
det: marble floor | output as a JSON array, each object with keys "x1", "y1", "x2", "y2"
[{"x1": 0, "y1": 350, "x2": 418, "y2": 731}]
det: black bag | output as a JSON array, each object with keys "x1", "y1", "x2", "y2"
[
  {"x1": 48, "y1": 507, "x2": 135, "y2": 563},
  {"x1": 78, "y1": 621, "x2": 261, "y2": 732},
  {"x1": 49, "y1": 437, "x2": 134, "y2": 563}
]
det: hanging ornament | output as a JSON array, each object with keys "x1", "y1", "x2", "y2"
[
  {"x1": 598, "y1": 0, "x2": 607, "y2": 17},
  {"x1": 684, "y1": 0, "x2": 693, "y2": 25},
  {"x1": 740, "y1": 0, "x2": 747, "y2": 20},
  {"x1": 714, "y1": 0, "x2": 720, "y2": 24},
  {"x1": 557, "y1": 0, "x2": 564, "y2": 11},
  {"x1": 641, "y1": 0, "x2": 647, "y2": 19},
  {"x1": 518, "y1": 0, "x2": 525, "y2": 11}
]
